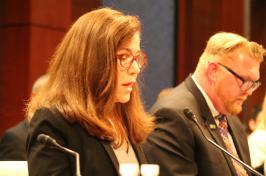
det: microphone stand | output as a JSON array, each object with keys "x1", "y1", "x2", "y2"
[
  {"x1": 183, "y1": 109, "x2": 263, "y2": 176},
  {"x1": 55, "y1": 144, "x2": 81, "y2": 176},
  {"x1": 37, "y1": 134, "x2": 82, "y2": 176}
]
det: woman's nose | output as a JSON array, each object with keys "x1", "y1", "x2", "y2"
[{"x1": 128, "y1": 60, "x2": 141, "y2": 74}]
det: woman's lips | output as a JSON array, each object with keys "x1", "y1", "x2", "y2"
[{"x1": 122, "y1": 82, "x2": 135, "y2": 87}]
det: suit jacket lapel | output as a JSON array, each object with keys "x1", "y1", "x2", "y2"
[
  {"x1": 227, "y1": 117, "x2": 252, "y2": 175},
  {"x1": 100, "y1": 140, "x2": 147, "y2": 175},
  {"x1": 227, "y1": 116, "x2": 247, "y2": 162},
  {"x1": 132, "y1": 144, "x2": 147, "y2": 164},
  {"x1": 100, "y1": 140, "x2": 119, "y2": 174},
  {"x1": 204, "y1": 116, "x2": 237, "y2": 175},
  {"x1": 185, "y1": 76, "x2": 227, "y2": 145},
  {"x1": 185, "y1": 76, "x2": 227, "y2": 147},
  {"x1": 185, "y1": 76, "x2": 237, "y2": 174}
]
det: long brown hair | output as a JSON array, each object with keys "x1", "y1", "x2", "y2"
[{"x1": 27, "y1": 8, "x2": 154, "y2": 147}]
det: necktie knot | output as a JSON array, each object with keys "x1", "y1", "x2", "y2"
[
  {"x1": 217, "y1": 114, "x2": 228, "y2": 131},
  {"x1": 217, "y1": 115, "x2": 228, "y2": 138}
]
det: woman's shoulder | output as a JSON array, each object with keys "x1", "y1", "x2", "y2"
[
  {"x1": 27, "y1": 107, "x2": 91, "y2": 150},
  {"x1": 30, "y1": 107, "x2": 68, "y2": 128},
  {"x1": 28, "y1": 107, "x2": 78, "y2": 142}
]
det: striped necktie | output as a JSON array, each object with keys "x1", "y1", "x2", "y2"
[{"x1": 217, "y1": 115, "x2": 248, "y2": 176}]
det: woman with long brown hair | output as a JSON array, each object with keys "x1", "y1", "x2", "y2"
[{"x1": 26, "y1": 7, "x2": 154, "y2": 176}]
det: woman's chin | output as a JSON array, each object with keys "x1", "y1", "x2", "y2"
[{"x1": 116, "y1": 95, "x2": 131, "y2": 104}]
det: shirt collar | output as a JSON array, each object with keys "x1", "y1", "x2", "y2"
[{"x1": 191, "y1": 74, "x2": 220, "y2": 117}]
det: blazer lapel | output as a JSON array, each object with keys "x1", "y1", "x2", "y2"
[
  {"x1": 204, "y1": 115, "x2": 237, "y2": 175},
  {"x1": 185, "y1": 76, "x2": 227, "y2": 148},
  {"x1": 100, "y1": 140, "x2": 119, "y2": 174},
  {"x1": 100, "y1": 140, "x2": 147, "y2": 175},
  {"x1": 227, "y1": 117, "x2": 252, "y2": 176},
  {"x1": 227, "y1": 116, "x2": 248, "y2": 163},
  {"x1": 132, "y1": 144, "x2": 147, "y2": 164},
  {"x1": 185, "y1": 76, "x2": 237, "y2": 175}
]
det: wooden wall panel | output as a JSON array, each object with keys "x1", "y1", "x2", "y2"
[
  {"x1": 72, "y1": 0, "x2": 101, "y2": 21},
  {"x1": 0, "y1": 0, "x2": 30, "y2": 24},
  {"x1": 30, "y1": 0, "x2": 71, "y2": 29},
  {"x1": 246, "y1": 0, "x2": 266, "y2": 121},
  {"x1": 29, "y1": 26, "x2": 66, "y2": 87},
  {"x1": 28, "y1": 0, "x2": 72, "y2": 92},
  {"x1": 0, "y1": 0, "x2": 100, "y2": 134},
  {"x1": 0, "y1": 27, "x2": 30, "y2": 130},
  {"x1": 177, "y1": 0, "x2": 244, "y2": 84}
]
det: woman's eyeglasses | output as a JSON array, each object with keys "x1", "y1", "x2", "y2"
[{"x1": 117, "y1": 49, "x2": 147, "y2": 70}]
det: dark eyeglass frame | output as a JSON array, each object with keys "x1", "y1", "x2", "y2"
[
  {"x1": 217, "y1": 63, "x2": 261, "y2": 92},
  {"x1": 116, "y1": 49, "x2": 147, "y2": 70}
]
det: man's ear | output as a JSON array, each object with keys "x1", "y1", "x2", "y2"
[{"x1": 206, "y1": 62, "x2": 218, "y2": 83}]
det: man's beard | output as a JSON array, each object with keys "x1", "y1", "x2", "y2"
[{"x1": 216, "y1": 84, "x2": 244, "y2": 115}]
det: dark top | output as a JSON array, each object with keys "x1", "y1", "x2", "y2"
[
  {"x1": 143, "y1": 76, "x2": 251, "y2": 176},
  {"x1": 27, "y1": 108, "x2": 147, "y2": 176},
  {"x1": 0, "y1": 120, "x2": 28, "y2": 160}
]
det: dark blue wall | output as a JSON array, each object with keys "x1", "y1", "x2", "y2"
[{"x1": 103, "y1": 0, "x2": 176, "y2": 109}]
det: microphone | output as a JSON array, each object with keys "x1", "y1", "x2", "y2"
[
  {"x1": 37, "y1": 134, "x2": 82, "y2": 176},
  {"x1": 183, "y1": 108, "x2": 263, "y2": 176}
]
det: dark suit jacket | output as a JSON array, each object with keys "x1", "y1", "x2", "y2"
[
  {"x1": 0, "y1": 120, "x2": 28, "y2": 160},
  {"x1": 143, "y1": 76, "x2": 251, "y2": 176},
  {"x1": 27, "y1": 107, "x2": 147, "y2": 176}
]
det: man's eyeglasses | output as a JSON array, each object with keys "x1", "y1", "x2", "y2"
[
  {"x1": 217, "y1": 63, "x2": 261, "y2": 92},
  {"x1": 116, "y1": 49, "x2": 147, "y2": 70}
]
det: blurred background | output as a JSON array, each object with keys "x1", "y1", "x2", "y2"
[{"x1": 0, "y1": 0, "x2": 265, "y2": 135}]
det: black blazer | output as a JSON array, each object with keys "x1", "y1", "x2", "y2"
[
  {"x1": 27, "y1": 108, "x2": 147, "y2": 176},
  {"x1": 0, "y1": 120, "x2": 28, "y2": 160},
  {"x1": 143, "y1": 76, "x2": 251, "y2": 176}
]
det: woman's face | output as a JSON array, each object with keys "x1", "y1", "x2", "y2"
[{"x1": 115, "y1": 32, "x2": 143, "y2": 103}]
